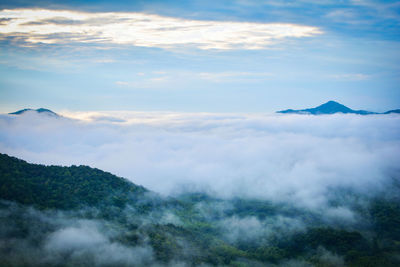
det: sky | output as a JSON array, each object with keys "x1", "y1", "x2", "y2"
[{"x1": 0, "y1": 0, "x2": 399, "y2": 112}]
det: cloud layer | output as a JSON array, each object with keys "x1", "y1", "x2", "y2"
[
  {"x1": 0, "y1": 9, "x2": 322, "y2": 49},
  {"x1": 0, "y1": 111, "x2": 399, "y2": 210}
]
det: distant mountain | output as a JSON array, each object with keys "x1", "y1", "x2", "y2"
[
  {"x1": 277, "y1": 101, "x2": 377, "y2": 115},
  {"x1": 384, "y1": 109, "x2": 400, "y2": 114},
  {"x1": 9, "y1": 108, "x2": 59, "y2": 117}
]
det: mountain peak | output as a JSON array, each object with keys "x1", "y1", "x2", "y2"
[
  {"x1": 311, "y1": 101, "x2": 353, "y2": 114},
  {"x1": 322, "y1": 100, "x2": 343, "y2": 106},
  {"x1": 9, "y1": 108, "x2": 59, "y2": 117},
  {"x1": 277, "y1": 101, "x2": 375, "y2": 115}
]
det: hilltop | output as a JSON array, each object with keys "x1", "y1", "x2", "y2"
[
  {"x1": 9, "y1": 108, "x2": 59, "y2": 117},
  {"x1": 277, "y1": 101, "x2": 398, "y2": 115}
]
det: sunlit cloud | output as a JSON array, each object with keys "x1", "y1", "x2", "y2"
[{"x1": 0, "y1": 9, "x2": 322, "y2": 50}]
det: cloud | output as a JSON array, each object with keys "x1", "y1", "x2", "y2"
[
  {"x1": 115, "y1": 76, "x2": 170, "y2": 89},
  {"x1": 325, "y1": 1, "x2": 400, "y2": 25},
  {"x1": 0, "y1": 202, "x2": 155, "y2": 267},
  {"x1": 350, "y1": 0, "x2": 400, "y2": 21},
  {"x1": 328, "y1": 73, "x2": 369, "y2": 81},
  {"x1": 115, "y1": 81, "x2": 130, "y2": 86},
  {"x1": 199, "y1": 71, "x2": 274, "y2": 83},
  {"x1": 0, "y1": 111, "x2": 399, "y2": 211},
  {"x1": 114, "y1": 71, "x2": 275, "y2": 88},
  {"x1": 0, "y1": 111, "x2": 399, "y2": 265},
  {"x1": 315, "y1": 247, "x2": 345, "y2": 266},
  {"x1": 325, "y1": 9, "x2": 366, "y2": 24},
  {"x1": 45, "y1": 220, "x2": 154, "y2": 266},
  {"x1": 0, "y1": 9, "x2": 322, "y2": 50},
  {"x1": 218, "y1": 215, "x2": 305, "y2": 244}
]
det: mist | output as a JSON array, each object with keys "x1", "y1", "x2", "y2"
[
  {"x1": 1, "y1": 109, "x2": 399, "y2": 266},
  {"x1": 0, "y1": 111, "x2": 399, "y2": 210},
  {"x1": 0, "y1": 201, "x2": 155, "y2": 267}
]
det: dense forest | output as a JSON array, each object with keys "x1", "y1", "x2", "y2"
[{"x1": 1, "y1": 152, "x2": 400, "y2": 266}]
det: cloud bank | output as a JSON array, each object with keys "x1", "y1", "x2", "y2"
[
  {"x1": 1, "y1": 111, "x2": 399, "y2": 210},
  {"x1": 0, "y1": 9, "x2": 322, "y2": 49}
]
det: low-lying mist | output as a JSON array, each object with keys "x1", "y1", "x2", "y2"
[
  {"x1": 0, "y1": 201, "x2": 155, "y2": 266},
  {"x1": 0, "y1": 109, "x2": 399, "y2": 266},
  {"x1": 0, "y1": 111, "x2": 399, "y2": 211},
  {"x1": 0, "y1": 197, "x2": 356, "y2": 267}
]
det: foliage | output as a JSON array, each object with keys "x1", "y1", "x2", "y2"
[
  {"x1": 0, "y1": 153, "x2": 146, "y2": 209},
  {"x1": 1, "y1": 153, "x2": 400, "y2": 266}
]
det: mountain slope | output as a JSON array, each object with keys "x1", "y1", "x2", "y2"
[
  {"x1": 384, "y1": 109, "x2": 400, "y2": 114},
  {"x1": 0, "y1": 153, "x2": 146, "y2": 209},
  {"x1": 277, "y1": 101, "x2": 376, "y2": 115},
  {"x1": 1, "y1": 153, "x2": 399, "y2": 266}
]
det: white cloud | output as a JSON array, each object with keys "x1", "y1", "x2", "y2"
[
  {"x1": 0, "y1": 204, "x2": 155, "y2": 267},
  {"x1": 0, "y1": 111, "x2": 399, "y2": 210},
  {"x1": 114, "y1": 75, "x2": 170, "y2": 88},
  {"x1": 219, "y1": 215, "x2": 305, "y2": 244},
  {"x1": 199, "y1": 71, "x2": 274, "y2": 82},
  {"x1": 45, "y1": 220, "x2": 154, "y2": 266},
  {"x1": 115, "y1": 81, "x2": 129, "y2": 86},
  {"x1": 0, "y1": 9, "x2": 322, "y2": 50}
]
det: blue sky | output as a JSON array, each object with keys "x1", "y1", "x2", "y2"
[{"x1": 0, "y1": 0, "x2": 399, "y2": 112}]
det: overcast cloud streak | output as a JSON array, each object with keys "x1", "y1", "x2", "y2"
[{"x1": 0, "y1": 9, "x2": 322, "y2": 49}]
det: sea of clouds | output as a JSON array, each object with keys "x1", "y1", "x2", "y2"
[{"x1": 0, "y1": 110, "x2": 399, "y2": 209}]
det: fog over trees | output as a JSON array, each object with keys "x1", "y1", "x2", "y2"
[{"x1": 1, "y1": 111, "x2": 400, "y2": 266}]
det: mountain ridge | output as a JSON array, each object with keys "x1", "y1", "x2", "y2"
[
  {"x1": 0, "y1": 153, "x2": 146, "y2": 209},
  {"x1": 384, "y1": 109, "x2": 400, "y2": 114},
  {"x1": 277, "y1": 100, "x2": 397, "y2": 115},
  {"x1": 9, "y1": 108, "x2": 59, "y2": 117}
]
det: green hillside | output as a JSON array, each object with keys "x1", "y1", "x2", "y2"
[
  {"x1": 0, "y1": 153, "x2": 146, "y2": 209},
  {"x1": 1, "y1": 153, "x2": 399, "y2": 267}
]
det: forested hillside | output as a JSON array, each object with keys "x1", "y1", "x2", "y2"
[
  {"x1": 0, "y1": 153, "x2": 147, "y2": 209},
  {"x1": 1, "y1": 153, "x2": 400, "y2": 266}
]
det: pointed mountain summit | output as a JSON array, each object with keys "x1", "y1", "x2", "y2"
[
  {"x1": 277, "y1": 101, "x2": 376, "y2": 115},
  {"x1": 9, "y1": 108, "x2": 59, "y2": 117}
]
